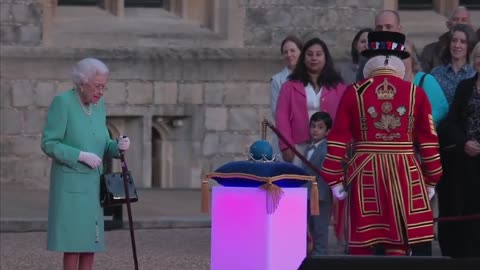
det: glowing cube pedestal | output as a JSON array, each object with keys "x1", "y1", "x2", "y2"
[{"x1": 211, "y1": 186, "x2": 307, "y2": 270}]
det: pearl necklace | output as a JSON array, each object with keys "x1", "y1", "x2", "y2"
[{"x1": 74, "y1": 90, "x2": 92, "y2": 116}]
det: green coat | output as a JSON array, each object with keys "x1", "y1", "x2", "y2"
[{"x1": 41, "y1": 89, "x2": 119, "y2": 252}]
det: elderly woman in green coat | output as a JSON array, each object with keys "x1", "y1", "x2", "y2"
[{"x1": 41, "y1": 58, "x2": 130, "y2": 270}]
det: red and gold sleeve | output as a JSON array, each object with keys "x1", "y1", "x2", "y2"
[
  {"x1": 414, "y1": 87, "x2": 443, "y2": 186},
  {"x1": 321, "y1": 86, "x2": 355, "y2": 187}
]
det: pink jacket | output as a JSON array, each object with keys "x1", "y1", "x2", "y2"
[{"x1": 275, "y1": 80, "x2": 346, "y2": 151}]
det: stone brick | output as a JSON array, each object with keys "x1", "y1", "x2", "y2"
[
  {"x1": 11, "y1": 80, "x2": 34, "y2": 107},
  {"x1": 0, "y1": 25, "x2": 18, "y2": 45},
  {"x1": 0, "y1": 80, "x2": 12, "y2": 108},
  {"x1": 11, "y1": 3, "x2": 40, "y2": 24},
  {"x1": 0, "y1": 108, "x2": 23, "y2": 134},
  {"x1": 178, "y1": 83, "x2": 203, "y2": 104},
  {"x1": 225, "y1": 82, "x2": 268, "y2": 105},
  {"x1": 181, "y1": 60, "x2": 202, "y2": 81},
  {"x1": 249, "y1": 82, "x2": 270, "y2": 105},
  {"x1": 245, "y1": 7, "x2": 268, "y2": 28},
  {"x1": 219, "y1": 133, "x2": 252, "y2": 154},
  {"x1": 57, "y1": 81, "x2": 74, "y2": 94},
  {"x1": 228, "y1": 107, "x2": 259, "y2": 131},
  {"x1": 19, "y1": 25, "x2": 41, "y2": 45},
  {"x1": 205, "y1": 107, "x2": 227, "y2": 131},
  {"x1": 154, "y1": 82, "x2": 177, "y2": 105},
  {"x1": 316, "y1": 8, "x2": 340, "y2": 31},
  {"x1": 203, "y1": 132, "x2": 220, "y2": 156},
  {"x1": 162, "y1": 59, "x2": 183, "y2": 81},
  {"x1": 103, "y1": 81, "x2": 127, "y2": 105},
  {"x1": 2, "y1": 135, "x2": 41, "y2": 157},
  {"x1": 244, "y1": 28, "x2": 272, "y2": 47},
  {"x1": 290, "y1": 7, "x2": 318, "y2": 27},
  {"x1": 264, "y1": 8, "x2": 292, "y2": 28},
  {"x1": 0, "y1": 4, "x2": 11, "y2": 22},
  {"x1": 127, "y1": 81, "x2": 153, "y2": 105},
  {"x1": 351, "y1": 9, "x2": 375, "y2": 29},
  {"x1": 34, "y1": 81, "x2": 56, "y2": 107},
  {"x1": 204, "y1": 83, "x2": 224, "y2": 105},
  {"x1": 224, "y1": 83, "x2": 248, "y2": 105},
  {"x1": 200, "y1": 60, "x2": 231, "y2": 81},
  {"x1": 23, "y1": 109, "x2": 46, "y2": 134}
]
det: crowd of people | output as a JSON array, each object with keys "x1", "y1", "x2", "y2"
[{"x1": 271, "y1": 7, "x2": 479, "y2": 258}]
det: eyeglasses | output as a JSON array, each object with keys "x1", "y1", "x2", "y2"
[{"x1": 89, "y1": 83, "x2": 108, "y2": 93}]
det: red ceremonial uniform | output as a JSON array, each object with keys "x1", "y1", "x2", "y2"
[{"x1": 321, "y1": 69, "x2": 443, "y2": 250}]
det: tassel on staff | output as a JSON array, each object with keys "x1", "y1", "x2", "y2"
[
  {"x1": 201, "y1": 176, "x2": 210, "y2": 213},
  {"x1": 310, "y1": 181, "x2": 320, "y2": 216}
]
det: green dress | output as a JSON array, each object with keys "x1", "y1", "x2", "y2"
[{"x1": 41, "y1": 89, "x2": 119, "y2": 252}]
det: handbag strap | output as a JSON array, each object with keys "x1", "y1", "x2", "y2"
[
  {"x1": 418, "y1": 73, "x2": 428, "y2": 88},
  {"x1": 119, "y1": 150, "x2": 139, "y2": 270}
]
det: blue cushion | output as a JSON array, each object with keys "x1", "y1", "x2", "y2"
[{"x1": 210, "y1": 160, "x2": 311, "y2": 188}]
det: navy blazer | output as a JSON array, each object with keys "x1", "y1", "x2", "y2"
[{"x1": 302, "y1": 140, "x2": 332, "y2": 202}]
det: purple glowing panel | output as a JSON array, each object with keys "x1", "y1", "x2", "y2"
[{"x1": 211, "y1": 186, "x2": 307, "y2": 270}]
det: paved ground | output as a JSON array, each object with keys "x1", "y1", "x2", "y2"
[{"x1": 0, "y1": 229, "x2": 211, "y2": 270}]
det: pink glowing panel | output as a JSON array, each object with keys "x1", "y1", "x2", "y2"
[{"x1": 211, "y1": 186, "x2": 307, "y2": 270}]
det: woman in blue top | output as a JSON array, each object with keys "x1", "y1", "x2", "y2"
[
  {"x1": 404, "y1": 41, "x2": 449, "y2": 126},
  {"x1": 270, "y1": 35, "x2": 303, "y2": 160},
  {"x1": 431, "y1": 24, "x2": 477, "y2": 105}
]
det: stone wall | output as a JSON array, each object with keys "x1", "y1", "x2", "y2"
[
  {"x1": 0, "y1": 0, "x2": 384, "y2": 189},
  {"x1": 0, "y1": 0, "x2": 43, "y2": 45},
  {"x1": 242, "y1": 0, "x2": 383, "y2": 58},
  {"x1": 0, "y1": 46, "x2": 283, "y2": 189}
]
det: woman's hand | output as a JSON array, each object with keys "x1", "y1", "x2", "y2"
[
  {"x1": 78, "y1": 151, "x2": 102, "y2": 168},
  {"x1": 282, "y1": 148, "x2": 295, "y2": 162},
  {"x1": 464, "y1": 140, "x2": 480, "y2": 157},
  {"x1": 118, "y1": 136, "x2": 130, "y2": 151}
]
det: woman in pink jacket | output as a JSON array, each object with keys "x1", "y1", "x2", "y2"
[{"x1": 276, "y1": 38, "x2": 346, "y2": 166}]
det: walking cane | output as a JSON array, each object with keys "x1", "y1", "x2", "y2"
[{"x1": 119, "y1": 140, "x2": 139, "y2": 270}]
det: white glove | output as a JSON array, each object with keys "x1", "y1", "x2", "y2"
[
  {"x1": 78, "y1": 151, "x2": 102, "y2": 169},
  {"x1": 427, "y1": 186, "x2": 435, "y2": 200},
  {"x1": 332, "y1": 184, "x2": 347, "y2": 200},
  {"x1": 118, "y1": 136, "x2": 130, "y2": 151}
]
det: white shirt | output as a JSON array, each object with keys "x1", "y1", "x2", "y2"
[
  {"x1": 306, "y1": 139, "x2": 324, "y2": 161},
  {"x1": 306, "y1": 83, "x2": 323, "y2": 119}
]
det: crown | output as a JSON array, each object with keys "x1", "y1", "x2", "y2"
[{"x1": 375, "y1": 78, "x2": 397, "y2": 100}]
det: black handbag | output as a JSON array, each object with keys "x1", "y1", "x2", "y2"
[
  {"x1": 100, "y1": 170, "x2": 138, "y2": 207},
  {"x1": 101, "y1": 149, "x2": 140, "y2": 269}
]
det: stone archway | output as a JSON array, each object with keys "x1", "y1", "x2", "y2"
[
  {"x1": 106, "y1": 120, "x2": 122, "y2": 173},
  {"x1": 151, "y1": 119, "x2": 174, "y2": 188}
]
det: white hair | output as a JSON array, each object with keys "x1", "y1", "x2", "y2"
[
  {"x1": 363, "y1": 55, "x2": 405, "y2": 79},
  {"x1": 71, "y1": 58, "x2": 109, "y2": 86},
  {"x1": 448, "y1": 6, "x2": 468, "y2": 20}
]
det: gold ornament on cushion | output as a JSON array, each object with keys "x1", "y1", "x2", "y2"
[{"x1": 376, "y1": 78, "x2": 397, "y2": 100}]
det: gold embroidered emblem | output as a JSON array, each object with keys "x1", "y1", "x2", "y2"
[
  {"x1": 367, "y1": 106, "x2": 378, "y2": 118},
  {"x1": 381, "y1": 102, "x2": 393, "y2": 113},
  {"x1": 397, "y1": 106, "x2": 406, "y2": 116},
  {"x1": 374, "y1": 114, "x2": 401, "y2": 132},
  {"x1": 375, "y1": 78, "x2": 397, "y2": 100}
]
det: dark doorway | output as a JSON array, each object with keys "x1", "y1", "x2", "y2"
[
  {"x1": 58, "y1": 0, "x2": 97, "y2": 5},
  {"x1": 59, "y1": 0, "x2": 164, "y2": 7},
  {"x1": 460, "y1": 0, "x2": 480, "y2": 9},
  {"x1": 125, "y1": 0, "x2": 164, "y2": 7},
  {"x1": 151, "y1": 127, "x2": 162, "y2": 187},
  {"x1": 399, "y1": 0, "x2": 433, "y2": 10}
]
